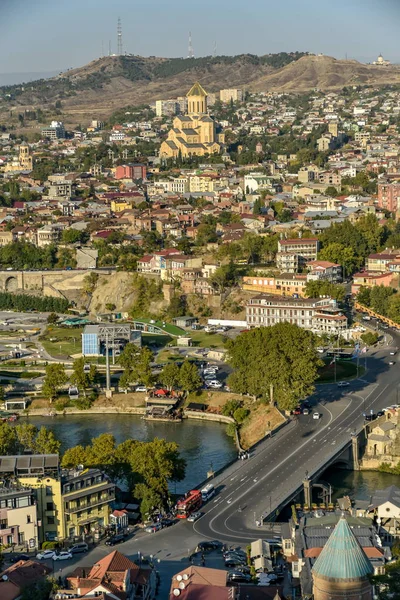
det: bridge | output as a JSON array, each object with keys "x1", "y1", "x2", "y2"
[{"x1": 0, "y1": 268, "x2": 115, "y2": 298}]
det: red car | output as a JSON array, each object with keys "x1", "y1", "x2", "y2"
[{"x1": 293, "y1": 406, "x2": 302, "y2": 415}]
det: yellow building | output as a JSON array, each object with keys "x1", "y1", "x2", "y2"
[
  {"x1": 0, "y1": 455, "x2": 115, "y2": 544},
  {"x1": 160, "y1": 82, "x2": 221, "y2": 159},
  {"x1": 111, "y1": 199, "x2": 135, "y2": 213}
]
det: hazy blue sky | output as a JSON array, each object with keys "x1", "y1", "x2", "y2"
[{"x1": 1, "y1": 0, "x2": 400, "y2": 74}]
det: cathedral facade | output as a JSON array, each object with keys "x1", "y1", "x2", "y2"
[{"x1": 159, "y1": 82, "x2": 221, "y2": 159}]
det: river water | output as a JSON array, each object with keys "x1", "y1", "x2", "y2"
[
  {"x1": 27, "y1": 414, "x2": 237, "y2": 494},
  {"x1": 322, "y1": 466, "x2": 400, "y2": 502}
]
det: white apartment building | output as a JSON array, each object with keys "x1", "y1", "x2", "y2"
[
  {"x1": 220, "y1": 88, "x2": 243, "y2": 103},
  {"x1": 246, "y1": 295, "x2": 347, "y2": 335},
  {"x1": 156, "y1": 177, "x2": 189, "y2": 194}
]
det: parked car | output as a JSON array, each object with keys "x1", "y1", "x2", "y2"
[
  {"x1": 313, "y1": 412, "x2": 320, "y2": 420},
  {"x1": 187, "y1": 511, "x2": 202, "y2": 522},
  {"x1": 389, "y1": 361, "x2": 395, "y2": 366},
  {"x1": 293, "y1": 406, "x2": 302, "y2": 415},
  {"x1": 145, "y1": 522, "x2": 162, "y2": 533},
  {"x1": 54, "y1": 551, "x2": 73, "y2": 561},
  {"x1": 196, "y1": 540, "x2": 223, "y2": 552},
  {"x1": 135, "y1": 385, "x2": 147, "y2": 392},
  {"x1": 225, "y1": 557, "x2": 246, "y2": 567},
  {"x1": 303, "y1": 408, "x2": 309, "y2": 415},
  {"x1": 69, "y1": 542, "x2": 89, "y2": 554},
  {"x1": 390, "y1": 351, "x2": 397, "y2": 356},
  {"x1": 9, "y1": 554, "x2": 29, "y2": 563},
  {"x1": 160, "y1": 518, "x2": 174, "y2": 528},
  {"x1": 207, "y1": 380, "x2": 223, "y2": 389},
  {"x1": 36, "y1": 550, "x2": 56, "y2": 560},
  {"x1": 337, "y1": 381, "x2": 350, "y2": 387},
  {"x1": 228, "y1": 572, "x2": 252, "y2": 582}
]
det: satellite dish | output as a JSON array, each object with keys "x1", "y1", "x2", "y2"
[
  {"x1": 176, "y1": 575, "x2": 183, "y2": 581},
  {"x1": 173, "y1": 589, "x2": 181, "y2": 596},
  {"x1": 182, "y1": 574, "x2": 189, "y2": 580},
  {"x1": 179, "y1": 582, "x2": 186, "y2": 590},
  {"x1": 2, "y1": 575, "x2": 8, "y2": 581}
]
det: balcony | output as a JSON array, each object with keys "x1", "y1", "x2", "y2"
[{"x1": 64, "y1": 493, "x2": 115, "y2": 514}]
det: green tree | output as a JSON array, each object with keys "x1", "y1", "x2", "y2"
[
  {"x1": 221, "y1": 399, "x2": 242, "y2": 417},
  {"x1": 34, "y1": 426, "x2": 61, "y2": 454},
  {"x1": 233, "y1": 407, "x2": 250, "y2": 424},
  {"x1": 61, "y1": 445, "x2": 87, "y2": 468},
  {"x1": 179, "y1": 360, "x2": 202, "y2": 393},
  {"x1": 119, "y1": 345, "x2": 153, "y2": 389},
  {"x1": 210, "y1": 262, "x2": 238, "y2": 292},
  {"x1": 304, "y1": 280, "x2": 345, "y2": 302},
  {"x1": 71, "y1": 357, "x2": 96, "y2": 395},
  {"x1": 47, "y1": 312, "x2": 59, "y2": 325},
  {"x1": 134, "y1": 483, "x2": 163, "y2": 521},
  {"x1": 357, "y1": 286, "x2": 371, "y2": 307},
  {"x1": 15, "y1": 423, "x2": 39, "y2": 452},
  {"x1": 0, "y1": 421, "x2": 18, "y2": 455},
  {"x1": 319, "y1": 243, "x2": 360, "y2": 276},
  {"x1": 360, "y1": 331, "x2": 379, "y2": 346},
  {"x1": 226, "y1": 323, "x2": 323, "y2": 411},
  {"x1": 160, "y1": 363, "x2": 181, "y2": 390},
  {"x1": 42, "y1": 363, "x2": 67, "y2": 402}
]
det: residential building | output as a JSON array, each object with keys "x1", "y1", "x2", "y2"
[
  {"x1": 367, "y1": 249, "x2": 400, "y2": 272},
  {"x1": 242, "y1": 274, "x2": 308, "y2": 297},
  {"x1": 82, "y1": 323, "x2": 141, "y2": 357},
  {"x1": 377, "y1": 181, "x2": 400, "y2": 213},
  {"x1": 219, "y1": 88, "x2": 243, "y2": 103},
  {"x1": 169, "y1": 566, "x2": 230, "y2": 600},
  {"x1": 298, "y1": 165, "x2": 320, "y2": 183},
  {"x1": 0, "y1": 560, "x2": 51, "y2": 600},
  {"x1": 0, "y1": 483, "x2": 39, "y2": 549},
  {"x1": 41, "y1": 121, "x2": 65, "y2": 140},
  {"x1": 160, "y1": 82, "x2": 221, "y2": 158},
  {"x1": 246, "y1": 294, "x2": 347, "y2": 334},
  {"x1": 62, "y1": 468, "x2": 115, "y2": 539},
  {"x1": 276, "y1": 237, "x2": 320, "y2": 272},
  {"x1": 367, "y1": 485, "x2": 400, "y2": 541},
  {"x1": 66, "y1": 550, "x2": 156, "y2": 600},
  {"x1": 36, "y1": 224, "x2": 63, "y2": 247},
  {"x1": 0, "y1": 231, "x2": 14, "y2": 246},
  {"x1": 115, "y1": 164, "x2": 147, "y2": 180},
  {"x1": 352, "y1": 271, "x2": 395, "y2": 294},
  {"x1": 1, "y1": 454, "x2": 64, "y2": 543},
  {"x1": 306, "y1": 260, "x2": 342, "y2": 282}
]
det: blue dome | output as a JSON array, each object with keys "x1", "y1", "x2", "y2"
[{"x1": 312, "y1": 517, "x2": 373, "y2": 580}]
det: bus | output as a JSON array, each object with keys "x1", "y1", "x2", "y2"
[
  {"x1": 176, "y1": 489, "x2": 202, "y2": 519},
  {"x1": 201, "y1": 484, "x2": 215, "y2": 502},
  {"x1": 326, "y1": 350, "x2": 354, "y2": 361}
]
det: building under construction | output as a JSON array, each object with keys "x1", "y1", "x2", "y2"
[{"x1": 81, "y1": 324, "x2": 141, "y2": 357}]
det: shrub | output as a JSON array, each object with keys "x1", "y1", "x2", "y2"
[
  {"x1": 233, "y1": 407, "x2": 250, "y2": 424},
  {"x1": 41, "y1": 541, "x2": 57, "y2": 550},
  {"x1": 221, "y1": 399, "x2": 242, "y2": 417}
]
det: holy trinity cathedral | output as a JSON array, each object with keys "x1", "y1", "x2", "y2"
[{"x1": 159, "y1": 82, "x2": 223, "y2": 159}]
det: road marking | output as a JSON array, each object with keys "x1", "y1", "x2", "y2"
[
  {"x1": 227, "y1": 498, "x2": 232, "y2": 504},
  {"x1": 240, "y1": 477, "x2": 247, "y2": 482}
]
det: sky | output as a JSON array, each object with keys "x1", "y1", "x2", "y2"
[{"x1": 1, "y1": 0, "x2": 400, "y2": 75}]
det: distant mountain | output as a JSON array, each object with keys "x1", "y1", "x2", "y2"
[
  {"x1": 2, "y1": 52, "x2": 400, "y2": 125},
  {"x1": 0, "y1": 71, "x2": 60, "y2": 86}
]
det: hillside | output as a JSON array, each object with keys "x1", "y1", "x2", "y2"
[
  {"x1": 0, "y1": 52, "x2": 305, "y2": 123},
  {"x1": 253, "y1": 54, "x2": 400, "y2": 92},
  {"x1": 3, "y1": 52, "x2": 400, "y2": 125}
]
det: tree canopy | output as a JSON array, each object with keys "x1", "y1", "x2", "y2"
[{"x1": 226, "y1": 323, "x2": 323, "y2": 410}]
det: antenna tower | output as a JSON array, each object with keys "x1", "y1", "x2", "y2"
[
  {"x1": 117, "y1": 17, "x2": 123, "y2": 55},
  {"x1": 188, "y1": 31, "x2": 194, "y2": 59},
  {"x1": 213, "y1": 40, "x2": 217, "y2": 58}
]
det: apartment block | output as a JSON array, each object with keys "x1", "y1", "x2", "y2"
[
  {"x1": 367, "y1": 249, "x2": 400, "y2": 272},
  {"x1": 277, "y1": 238, "x2": 320, "y2": 273},
  {"x1": 246, "y1": 295, "x2": 347, "y2": 334},
  {"x1": 377, "y1": 182, "x2": 400, "y2": 213},
  {"x1": 220, "y1": 88, "x2": 243, "y2": 103},
  {"x1": 0, "y1": 484, "x2": 39, "y2": 549}
]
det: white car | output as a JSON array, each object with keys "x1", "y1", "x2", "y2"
[
  {"x1": 187, "y1": 511, "x2": 202, "y2": 522},
  {"x1": 36, "y1": 550, "x2": 56, "y2": 560},
  {"x1": 313, "y1": 412, "x2": 320, "y2": 420},
  {"x1": 54, "y1": 551, "x2": 73, "y2": 561},
  {"x1": 337, "y1": 381, "x2": 350, "y2": 387},
  {"x1": 207, "y1": 380, "x2": 223, "y2": 389},
  {"x1": 135, "y1": 385, "x2": 147, "y2": 392},
  {"x1": 390, "y1": 351, "x2": 397, "y2": 356}
]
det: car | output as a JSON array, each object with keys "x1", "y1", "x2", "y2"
[
  {"x1": 337, "y1": 381, "x2": 350, "y2": 387},
  {"x1": 187, "y1": 511, "x2": 202, "y2": 522},
  {"x1": 389, "y1": 361, "x2": 395, "y2": 366},
  {"x1": 196, "y1": 540, "x2": 223, "y2": 552},
  {"x1": 69, "y1": 542, "x2": 88, "y2": 554},
  {"x1": 390, "y1": 351, "x2": 397, "y2": 356},
  {"x1": 225, "y1": 558, "x2": 247, "y2": 567},
  {"x1": 135, "y1": 385, "x2": 147, "y2": 392},
  {"x1": 303, "y1": 408, "x2": 309, "y2": 415},
  {"x1": 105, "y1": 533, "x2": 126, "y2": 546},
  {"x1": 293, "y1": 407, "x2": 302, "y2": 415},
  {"x1": 36, "y1": 550, "x2": 56, "y2": 560},
  {"x1": 303, "y1": 401, "x2": 312, "y2": 409},
  {"x1": 364, "y1": 413, "x2": 376, "y2": 421},
  {"x1": 54, "y1": 551, "x2": 73, "y2": 561},
  {"x1": 145, "y1": 522, "x2": 162, "y2": 533},
  {"x1": 9, "y1": 554, "x2": 29, "y2": 563},
  {"x1": 228, "y1": 572, "x2": 252, "y2": 582},
  {"x1": 225, "y1": 553, "x2": 247, "y2": 562},
  {"x1": 207, "y1": 381, "x2": 223, "y2": 389},
  {"x1": 313, "y1": 412, "x2": 320, "y2": 420},
  {"x1": 376, "y1": 411, "x2": 385, "y2": 418},
  {"x1": 160, "y1": 518, "x2": 174, "y2": 528}
]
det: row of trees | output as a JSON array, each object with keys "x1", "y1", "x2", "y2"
[
  {"x1": 0, "y1": 292, "x2": 68, "y2": 313},
  {"x1": 0, "y1": 421, "x2": 60, "y2": 455},
  {"x1": 357, "y1": 286, "x2": 400, "y2": 324},
  {"x1": 42, "y1": 358, "x2": 97, "y2": 403}
]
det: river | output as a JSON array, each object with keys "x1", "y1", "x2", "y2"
[
  {"x1": 27, "y1": 414, "x2": 237, "y2": 494},
  {"x1": 323, "y1": 466, "x2": 400, "y2": 502}
]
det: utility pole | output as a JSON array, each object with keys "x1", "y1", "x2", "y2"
[
  {"x1": 109, "y1": 40, "x2": 112, "y2": 56},
  {"x1": 105, "y1": 332, "x2": 111, "y2": 392},
  {"x1": 188, "y1": 31, "x2": 194, "y2": 59}
]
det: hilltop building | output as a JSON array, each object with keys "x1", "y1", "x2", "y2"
[
  {"x1": 159, "y1": 82, "x2": 221, "y2": 159},
  {"x1": 373, "y1": 54, "x2": 391, "y2": 66},
  {"x1": 4, "y1": 143, "x2": 33, "y2": 173}
]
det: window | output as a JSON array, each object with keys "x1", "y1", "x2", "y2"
[
  {"x1": 27, "y1": 515, "x2": 31, "y2": 524},
  {"x1": 47, "y1": 516, "x2": 55, "y2": 525},
  {"x1": 46, "y1": 502, "x2": 54, "y2": 511},
  {"x1": 45, "y1": 486, "x2": 53, "y2": 496}
]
